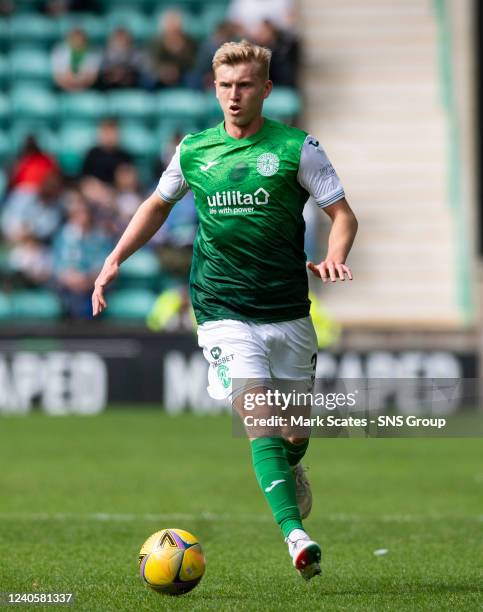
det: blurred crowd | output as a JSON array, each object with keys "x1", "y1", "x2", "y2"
[
  {"x1": 0, "y1": 0, "x2": 300, "y2": 321},
  {"x1": 51, "y1": 10, "x2": 298, "y2": 91},
  {"x1": 1, "y1": 0, "x2": 300, "y2": 90},
  {"x1": 0, "y1": 122, "x2": 198, "y2": 319}
]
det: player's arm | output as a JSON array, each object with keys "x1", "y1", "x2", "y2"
[
  {"x1": 297, "y1": 135, "x2": 358, "y2": 282},
  {"x1": 307, "y1": 197, "x2": 358, "y2": 282},
  {"x1": 92, "y1": 192, "x2": 174, "y2": 316},
  {"x1": 92, "y1": 139, "x2": 189, "y2": 316}
]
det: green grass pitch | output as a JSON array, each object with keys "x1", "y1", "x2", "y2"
[{"x1": 0, "y1": 410, "x2": 481, "y2": 611}]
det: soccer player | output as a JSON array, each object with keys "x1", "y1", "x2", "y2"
[{"x1": 92, "y1": 40, "x2": 358, "y2": 580}]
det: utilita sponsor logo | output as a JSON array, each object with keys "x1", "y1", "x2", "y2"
[{"x1": 207, "y1": 188, "x2": 270, "y2": 207}]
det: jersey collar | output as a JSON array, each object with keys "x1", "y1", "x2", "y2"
[{"x1": 218, "y1": 117, "x2": 270, "y2": 146}]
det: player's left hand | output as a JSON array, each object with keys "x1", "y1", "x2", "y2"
[{"x1": 307, "y1": 260, "x2": 353, "y2": 283}]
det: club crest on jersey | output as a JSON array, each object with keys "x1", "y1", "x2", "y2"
[{"x1": 256, "y1": 152, "x2": 279, "y2": 177}]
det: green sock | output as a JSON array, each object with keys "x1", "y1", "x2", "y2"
[
  {"x1": 251, "y1": 437, "x2": 303, "y2": 538},
  {"x1": 282, "y1": 438, "x2": 309, "y2": 467}
]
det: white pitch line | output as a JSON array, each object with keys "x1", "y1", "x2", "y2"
[{"x1": 0, "y1": 512, "x2": 481, "y2": 522}]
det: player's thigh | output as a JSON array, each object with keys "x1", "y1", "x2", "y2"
[
  {"x1": 197, "y1": 320, "x2": 271, "y2": 401},
  {"x1": 267, "y1": 317, "x2": 317, "y2": 440},
  {"x1": 268, "y1": 316, "x2": 318, "y2": 386},
  {"x1": 232, "y1": 385, "x2": 283, "y2": 439}
]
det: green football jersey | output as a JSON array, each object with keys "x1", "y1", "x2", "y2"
[{"x1": 157, "y1": 118, "x2": 345, "y2": 324}]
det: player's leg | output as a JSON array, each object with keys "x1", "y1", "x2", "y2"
[
  {"x1": 198, "y1": 321, "x2": 319, "y2": 579},
  {"x1": 267, "y1": 316, "x2": 318, "y2": 516},
  {"x1": 232, "y1": 390, "x2": 320, "y2": 580},
  {"x1": 198, "y1": 321, "x2": 302, "y2": 528},
  {"x1": 264, "y1": 316, "x2": 321, "y2": 578},
  {"x1": 232, "y1": 389, "x2": 303, "y2": 536}
]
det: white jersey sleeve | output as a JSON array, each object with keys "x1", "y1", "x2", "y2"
[
  {"x1": 297, "y1": 135, "x2": 345, "y2": 208},
  {"x1": 156, "y1": 143, "x2": 190, "y2": 204}
]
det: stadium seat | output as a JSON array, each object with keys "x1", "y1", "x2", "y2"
[
  {"x1": 0, "y1": 130, "x2": 10, "y2": 164},
  {"x1": 60, "y1": 92, "x2": 107, "y2": 121},
  {"x1": 117, "y1": 249, "x2": 161, "y2": 290},
  {"x1": 0, "y1": 93, "x2": 10, "y2": 126},
  {"x1": 10, "y1": 122, "x2": 57, "y2": 156},
  {"x1": 108, "y1": 90, "x2": 157, "y2": 120},
  {"x1": 203, "y1": 91, "x2": 224, "y2": 124},
  {"x1": 57, "y1": 14, "x2": 107, "y2": 46},
  {"x1": 105, "y1": 10, "x2": 154, "y2": 42},
  {"x1": 120, "y1": 122, "x2": 159, "y2": 159},
  {"x1": 0, "y1": 20, "x2": 8, "y2": 52},
  {"x1": 0, "y1": 245, "x2": 9, "y2": 275},
  {"x1": 263, "y1": 87, "x2": 301, "y2": 121},
  {"x1": 100, "y1": 0, "x2": 164, "y2": 11},
  {"x1": 10, "y1": 87, "x2": 59, "y2": 123},
  {"x1": 153, "y1": 1, "x2": 213, "y2": 16},
  {"x1": 156, "y1": 89, "x2": 205, "y2": 122},
  {"x1": 155, "y1": 119, "x2": 200, "y2": 152},
  {"x1": 8, "y1": 15, "x2": 58, "y2": 48},
  {"x1": 0, "y1": 293, "x2": 11, "y2": 321},
  {"x1": 11, "y1": 0, "x2": 43, "y2": 13},
  {"x1": 56, "y1": 122, "x2": 97, "y2": 175},
  {"x1": 0, "y1": 54, "x2": 7, "y2": 86},
  {"x1": 11, "y1": 290, "x2": 62, "y2": 320},
  {"x1": 9, "y1": 49, "x2": 52, "y2": 83},
  {"x1": 200, "y1": 5, "x2": 228, "y2": 36},
  {"x1": 104, "y1": 288, "x2": 158, "y2": 321},
  {"x1": 0, "y1": 168, "x2": 6, "y2": 197}
]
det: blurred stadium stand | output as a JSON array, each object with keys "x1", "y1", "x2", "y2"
[
  {"x1": 0, "y1": 0, "x2": 474, "y2": 329},
  {"x1": 0, "y1": 0, "x2": 302, "y2": 325}
]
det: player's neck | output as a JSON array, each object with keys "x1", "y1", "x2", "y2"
[{"x1": 224, "y1": 116, "x2": 265, "y2": 139}]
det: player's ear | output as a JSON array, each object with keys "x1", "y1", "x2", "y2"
[{"x1": 263, "y1": 80, "x2": 273, "y2": 99}]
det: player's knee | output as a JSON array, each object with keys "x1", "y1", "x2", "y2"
[{"x1": 285, "y1": 435, "x2": 309, "y2": 445}]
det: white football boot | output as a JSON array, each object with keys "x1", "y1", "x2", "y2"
[
  {"x1": 285, "y1": 529, "x2": 322, "y2": 581},
  {"x1": 291, "y1": 463, "x2": 312, "y2": 519}
]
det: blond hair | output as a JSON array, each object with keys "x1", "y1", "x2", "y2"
[{"x1": 212, "y1": 40, "x2": 272, "y2": 80}]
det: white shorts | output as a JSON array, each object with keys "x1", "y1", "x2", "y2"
[{"x1": 197, "y1": 316, "x2": 318, "y2": 401}]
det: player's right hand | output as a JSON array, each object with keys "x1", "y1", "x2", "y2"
[
  {"x1": 307, "y1": 260, "x2": 353, "y2": 282},
  {"x1": 92, "y1": 257, "x2": 120, "y2": 316}
]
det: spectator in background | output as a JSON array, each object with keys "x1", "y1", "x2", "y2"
[
  {"x1": 227, "y1": 0, "x2": 294, "y2": 36},
  {"x1": 51, "y1": 28, "x2": 100, "y2": 91},
  {"x1": 8, "y1": 233, "x2": 52, "y2": 289},
  {"x1": 82, "y1": 119, "x2": 132, "y2": 186},
  {"x1": 97, "y1": 28, "x2": 146, "y2": 90},
  {"x1": 7, "y1": 135, "x2": 58, "y2": 194},
  {"x1": 194, "y1": 21, "x2": 241, "y2": 90},
  {"x1": 113, "y1": 163, "x2": 143, "y2": 230},
  {"x1": 0, "y1": 0, "x2": 13, "y2": 16},
  {"x1": 252, "y1": 20, "x2": 299, "y2": 87},
  {"x1": 146, "y1": 10, "x2": 197, "y2": 88},
  {"x1": 80, "y1": 119, "x2": 133, "y2": 237},
  {"x1": 1, "y1": 171, "x2": 64, "y2": 244},
  {"x1": 53, "y1": 192, "x2": 112, "y2": 318},
  {"x1": 43, "y1": 0, "x2": 99, "y2": 14}
]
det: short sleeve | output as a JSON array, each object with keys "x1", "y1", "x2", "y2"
[
  {"x1": 156, "y1": 143, "x2": 190, "y2": 204},
  {"x1": 83, "y1": 51, "x2": 100, "y2": 74},
  {"x1": 51, "y1": 45, "x2": 69, "y2": 74},
  {"x1": 297, "y1": 135, "x2": 345, "y2": 208}
]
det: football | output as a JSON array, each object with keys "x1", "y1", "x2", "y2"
[{"x1": 138, "y1": 528, "x2": 206, "y2": 595}]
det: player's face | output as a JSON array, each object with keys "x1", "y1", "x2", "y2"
[{"x1": 215, "y1": 62, "x2": 272, "y2": 128}]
